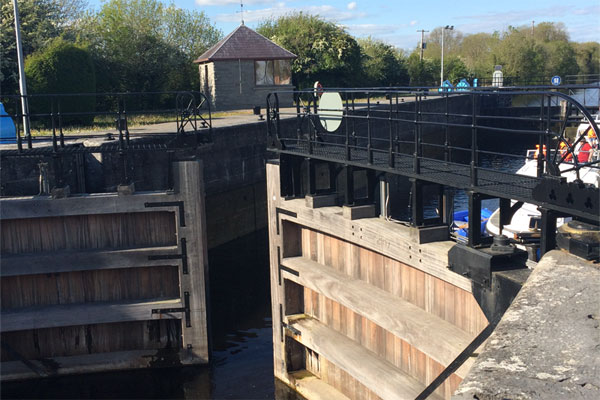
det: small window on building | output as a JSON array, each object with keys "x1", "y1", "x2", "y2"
[{"x1": 255, "y1": 60, "x2": 291, "y2": 86}]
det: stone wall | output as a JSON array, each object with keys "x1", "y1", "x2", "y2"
[{"x1": 200, "y1": 60, "x2": 294, "y2": 111}]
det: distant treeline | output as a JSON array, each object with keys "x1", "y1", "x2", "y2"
[{"x1": 1, "y1": 1, "x2": 598, "y2": 102}]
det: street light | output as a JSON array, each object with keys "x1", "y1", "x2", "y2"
[{"x1": 441, "y1": 25, "x2": 454, "y2": 87}]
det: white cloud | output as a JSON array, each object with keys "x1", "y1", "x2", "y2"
[
  {"x1": 215, "y1": 4, "x2": 366, "y2": 24},
  {"x1": 196, "y1": 0, "x2": 274, "y2": 6},
  {"x1": 347, "y1": 2, "x2": 357, "y2": 10},
  {"x1": 455, "y1": 4, "x2": 600, "y2": 40},
  {"x1": 344, "y1": 23, "x2": 400, "y2": 36},
  {"x1": 410, "y1": 20, "x2": 417, "y2": 26}
]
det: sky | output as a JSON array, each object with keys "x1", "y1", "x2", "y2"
[{"x1": 91, "y1": 0, "x2": 600, "y2": 49}]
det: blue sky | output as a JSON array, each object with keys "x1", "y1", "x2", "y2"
[{"x1": 91, "y1": 0, "x2": 600, "y2": 49}]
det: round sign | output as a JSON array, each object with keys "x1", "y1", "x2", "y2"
[
  {"x1": 317, "y1": 92, "x2": 343, "y2": 132},
  {"x1": 551, "y1": 75, "x2": 561, "y2": 86}
]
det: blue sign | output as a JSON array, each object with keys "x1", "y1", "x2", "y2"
[{"x1": 551, "y1": 75, "x2": 561, "y2": 86}]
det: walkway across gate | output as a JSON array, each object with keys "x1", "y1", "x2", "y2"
[{"x1": 265, "y1": 86, "x2": 600, "y2": 255}]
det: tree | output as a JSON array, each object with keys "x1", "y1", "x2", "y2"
[
  {"x1": 574, "y1": 42, "x2": 600, "y2": 82},
  {"x1": 358, "y1": 37, "x2": 409, "y2": 87},
  {"x1": 543, "y1": 40, "x2": 578, "y2": 79},
  {"x1": 492, "y1": 29, "x2": 546, "y2": 83},
  {"x1": 1, "y1": 0, "x2": 86, "y2": 96},
  {"x1": 458, "y1": 33, "x2": 499, "y2": 79},
  {"x1": 78, "y1": 0, "x2": 222, "y2": 93},
  {"x1": 445, "y1": 57, "x2": 469, "y2": 84},
  {"x1": 257, "y1": 12, "x2": 362, "y2": 89},
  {"x1": 422, "y1": 26, "x2": 463, "y2": 60},
  {"x1": 407, "y1": 53, "x2": 438, "y2": 86},
  {"x1": 25, "y1": 37, "x2": 96, "y2": 125}
]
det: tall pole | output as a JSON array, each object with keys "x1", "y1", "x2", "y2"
[
  {"x1": 12, "y1": 0, "x2": 30, "y2": 137},
  {"x1": 440, "y1": 29, "x2": 445, "y2": 86},
  {"x1": 417, "y1": 29, "x2": 429, "y2": 61},
  {"x1": 440, "y1": 25, "x2": 453, "y2": 87}
]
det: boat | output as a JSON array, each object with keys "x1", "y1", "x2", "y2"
[{"x1": 485, "y1": 114, "x2": 600, "y2": 252}]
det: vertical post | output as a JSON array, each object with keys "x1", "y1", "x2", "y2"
[
  {"x1": 388, "y1": 93, "x2": 394, "y2": 168},
  {"x1": 440, "y1": 28, "x2": 445, "y2": 87},
  {"x1": 442, "y1": 188, "x2": 454, "y2": 226},
  {"x1": 539, "y1": 208, "x2": 557, "y2": 257},
  {"x1": 379, "y1": 174, "x2": 389, "y2": 219},
  {"x1": 345, "y1": 95, "x2": 350, "y2": 161},
  {"x1": 470, "y1": 93, "x2": 478, "y2": 187},
  {"x1": 367, "y1": 93, "x2": 372, "y2": 164},
  {"x1": 306, "y1": 158, "x2": 316, "y2": 195},
  {"x1": 545, "y1": 95, "x2": 551, "y2": 171},
  {"x1": 12, "y1": 0, "x2": 31, "y2": 137},
  {"x1": 414, "y1": 93, "x2": 421, "y2": 174},
  {"x1": 367, "y1": 169, "x2": 376, "y2": 204},
  {"x1": 444, "y1": 91, "x2": 450, "y2": 162},
  {"x1": 16, "y1": 113, "x2": 22, "y2": 151},
  {"x1": 468, "y1": 192, "x2": 482, "y2": 247},
  {"x1": 58, "y1": 100, "x2": 64, "y2": 148},
  {"x1": 173, "y1": 161, "x2": 210, "y2": 363},
  {"x1": 411, "y1": 178, "x2": 423, "y2": 227},
  {"x1": 499, "y1": 198, "x2": 511, "y2": 235},
  {"x1": 344, "y1": 165, "x2": 354, "y2": 206},
  {"x1": 296, "y1": 92, "x2": 302, "y2": 141},
  {"x1": 537, "y1": 94, "x2": 545, "y2": 177},
  {"x1": 51, "y1": 100, "x2": 58, "y2": 153}
]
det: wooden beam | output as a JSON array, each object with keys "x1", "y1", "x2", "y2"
[
  {"x1": 0, "y1": 192, "x2": 181, "y2": 220},
  {"x1": 172, "y1": 161, "x2": 210, "y2": 362},
  {"x1": 286, "y1": 316, "x2": 442, "y2": 400},
  {"x1": 0, "y1": 246, "x2": 180, "y2": 277},
  {"x1": 288, "y1": 370, "x2": 350, "y2": 400},
  {"x1": 276, "y1": 198, "x2": 472, "y2": 292},
  {"x1": 1, "y1": 298, "x2": 182, "y2": 332},
  {"x1": 0, "y1": 349, "x2": 194, "y2": 382},
  {"x1": 281, "y1": 256, "x2": 472, "y2": 375}
]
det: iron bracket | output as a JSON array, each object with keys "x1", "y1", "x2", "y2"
[
  {"x1": 144, "y1": 200, "x2": 186, "y2": 227},
  {"x1": 148, "y1": 238, "x2": 188, "y2": 274},
  {"x1": 151, "y1": 291, "x2": 191, "y2": 327}
]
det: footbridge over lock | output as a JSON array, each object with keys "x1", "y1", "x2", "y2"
[{"x1": 265, "y1": 86, "x2": 600, "y2": 399}]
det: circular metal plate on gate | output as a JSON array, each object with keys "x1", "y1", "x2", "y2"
[{"x1": 317, "y1": 92, "x2": 343, "y2": 132}]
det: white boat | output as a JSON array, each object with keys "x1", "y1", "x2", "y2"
[{"x1": 486, "y1": 114, "x2": 600, "y2": 241}]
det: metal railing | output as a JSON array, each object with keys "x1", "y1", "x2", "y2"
[
  {"x1": 0, "y1": 91, "x2": 212, "y2": 155},
  {"x1": 266, "y1": 86, "x2": 600, "y2": 226}
]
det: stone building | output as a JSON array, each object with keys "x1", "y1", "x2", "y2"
[{"x1": 194, "y1": 25, "x2": 297, "y2": 111}]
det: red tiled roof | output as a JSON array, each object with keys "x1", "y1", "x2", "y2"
[{"x1": 193, "y1": 25, "x2": 296, "y2": 64}]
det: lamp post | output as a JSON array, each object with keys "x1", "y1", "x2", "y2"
[
  {"x1": 12, "y1": 0, "x2": 31, "y2": 137},
  {"x1": 440, "y1": 25, "x2": 454, "y2": 87}
]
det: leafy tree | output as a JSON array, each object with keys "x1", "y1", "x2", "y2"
[
  {"x1": 492, "y1": 29, "x2": 546, "y2": 83},
  {"x1": 445, "y1": 56, "x2": 469, "y2": 84},
  {"x1": 78, "y1": 0, "x2": 222, "y2": 93},
  {"x1": 407, "y1": 53, "x2": 438, "y2": 86},
  {"x1": 25, "y1": 37, "x2": 96, "y2": 124},
  {"x1": 574, "y1": 42, "x2": 600, "y2": 82},
  {"x1": 257, "y1": 12, "x2": 361, "y2": 89},
  {"x1": 543, "y1": 40, "x2": 578, "y2": 79},
  {"x1": 1, "y1": 0, "x2": 86, "y2": 95},
  {"x1": 422, "y1": 26, "x2": 463, "y2": 60},
  {"x1": 458, "y1": 32, "x2": 499, "y2": 79},
  {"x1": 358, "y1": 37, "x2": 408, "y2": 87}
]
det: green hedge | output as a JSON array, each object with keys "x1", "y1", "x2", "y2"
[{"x1": 25, "y1": 38, "x2": 96, "y2": 127}]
